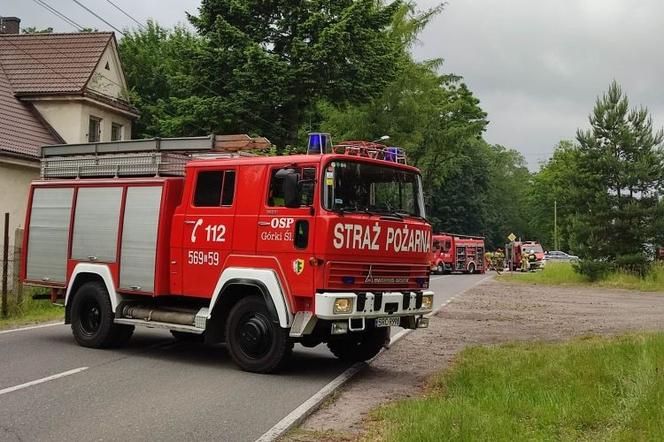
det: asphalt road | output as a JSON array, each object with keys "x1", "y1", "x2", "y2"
[{"x1": 0, "y1": 273, "x2": 490, "y2": 442}]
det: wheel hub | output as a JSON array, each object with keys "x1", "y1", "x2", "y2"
[
  {"x1": 238, "y1": 314, "x2": 272, "y2": 358},
  {"x1": 80, "y1": 299, "x2": 101, "y2": 336}
]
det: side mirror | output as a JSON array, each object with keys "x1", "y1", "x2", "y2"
[{"x1": 276, "y1": 168, "x2": 301, "y2": 208}]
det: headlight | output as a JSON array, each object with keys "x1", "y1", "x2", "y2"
[
  {"x1": 421, "y1": 294, "x2": 433, "y2": 310},
  {"x1": 333, "y1": 297, "x2": 354, "y2": 314}
]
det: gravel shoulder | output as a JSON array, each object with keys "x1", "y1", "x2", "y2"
[{"x1": 284, "y1": 280, "x2": 664, "y2": 441}]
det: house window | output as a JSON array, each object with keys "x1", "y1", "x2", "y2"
[
  {"x1": 111, "y1": 123, "x2": 123, "y2": 141},
  {"x1": 88, "y1": 117, "x2": 101, "y2": 142}
]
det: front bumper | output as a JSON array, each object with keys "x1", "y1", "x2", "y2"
[{"x1": 315, "y1": 290, "x2": 434, "y2": 320}]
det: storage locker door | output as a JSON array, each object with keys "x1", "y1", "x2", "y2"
[
  {"x1": 120, "y1": 186, "x2": 162, "y2": 292},
  {"x1": 26, "y1": 187, "x2": 74, "y2": 283},
  {"x1": 71, "y1": 187, "x2": 123, "y2": 262}
]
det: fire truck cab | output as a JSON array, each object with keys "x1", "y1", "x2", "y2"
[
  {"x1": 431, "y1": 233, "x2": 485, "y2": 274},
  {"x1": 506, "y1": 241, "x2": 545, "y2": 271},
  {"x1": 21, "y1": 134, "x2": 434, "y2": 373}
]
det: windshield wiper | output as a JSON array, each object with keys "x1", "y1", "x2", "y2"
[{"x1": 394, "y1": 211, "x2": 427, "y2": 221}]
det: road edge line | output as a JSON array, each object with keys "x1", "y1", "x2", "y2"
[
  {"x1": 255, "y1": 274, "x2": 493, "y2": 442},
  {"x1": 0, "y1": 321, "x2": 63, "y2": 335}
]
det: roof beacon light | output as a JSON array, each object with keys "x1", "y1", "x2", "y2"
[
  {"x1": 308, "y1": 132, "x2": 332, "y2": 155},
  {"x1": 385, "y1": 147, "x2": 404, "y2": 163}
]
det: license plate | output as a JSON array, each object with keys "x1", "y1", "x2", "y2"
[{"x1": 375, "y1": 316, "x2": 401, "y2": 327}]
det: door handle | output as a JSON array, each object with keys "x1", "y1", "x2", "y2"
[{"x1": 258, "y1": 221, "x2": 270, "y2": 226}]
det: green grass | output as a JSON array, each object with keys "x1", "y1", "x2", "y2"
[
  {"x1": 0, "y1": 291, "x2": 64, "y2": 330},
  {"x1": 368, "y1": 334, "x2": 664, "y2": 441},
  {"x1": 501, "y1": 262, "x2": 664, "y2": 292}
]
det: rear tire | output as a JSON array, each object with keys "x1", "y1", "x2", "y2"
[
  {"x1": 468, "y1": 262, "x2": 476, "y2": 274},
  {"x1": 225, "y1": 296, "x2": 292, "y2": 373},
  {"x1": 327, "y1": 327, "x2": 390, "y2": 362},
  {"x1": 71, "y1": 281, "x2": 134, "y2": 348}
]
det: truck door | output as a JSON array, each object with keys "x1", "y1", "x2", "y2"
[
  {"x1": 181, "y1": 168, "x2": 237, "y2": 297},
  {"x1": 256, "y1": 165, "x2": 317, "y2": 296}
]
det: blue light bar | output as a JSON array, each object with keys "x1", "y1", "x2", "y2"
[
  {"x1": 308, "y1": 132, "x2": 332, "y2": 155},
  {"x1": 385, "y1": 146, "x2": 404, "y2": 162}
]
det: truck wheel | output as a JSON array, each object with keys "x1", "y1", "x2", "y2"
[
  {"x1": 71, "y1": 281, "x2": 134, "y2": 348},
  {"x1": 171, "y1": 330, "x2": 205, "y2": 343},
  {"x1": 327, "y1": 327, "x2": 390, "y2": 362},
  {"x1": 225, "y1": 296, "x2": 292, "y2": 373},
  {"x1": 468, "y1": 262, "x2": 476, "y2": 274},
  {"x1": 437, "y1": 263, "x2": 444, "y2": 275}
]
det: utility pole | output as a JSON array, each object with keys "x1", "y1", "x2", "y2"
[{"x1": 554, "y1": 200, "x2": 558, "y2": 251}]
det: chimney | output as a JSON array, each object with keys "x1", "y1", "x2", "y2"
[{"x1": 0, "y1": 17, "x2": 20, "y2": 35}]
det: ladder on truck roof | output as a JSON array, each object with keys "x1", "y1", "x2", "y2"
[{"x1": 40, "y1": 134, "x2": 270, "y2": 179}]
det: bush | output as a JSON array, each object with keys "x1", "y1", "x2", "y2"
[
  {"x1": 573, "y1": 259, "x2": 613, "y2": 281},
  {"x1": 615, "y1": 252, "x2": 651, "y2": 276}
]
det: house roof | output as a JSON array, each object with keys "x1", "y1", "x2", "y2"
[
  {"x1": 0, "y1": 64, "x2": 59, "y2": 158},
  {"x1": 0, "y1": 32, "x2": 114, "y2": 94}
]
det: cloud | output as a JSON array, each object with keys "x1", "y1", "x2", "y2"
[{"x1": 413, "y1": 0, "x2": 664, "y2": 168}]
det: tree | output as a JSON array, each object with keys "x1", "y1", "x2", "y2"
[
  {"x1": 22, "y1": 27, "x2": 53, "y2": 34},
  {"x1": 571, "y1": 81, "x2": 664, "y2": 273},
  {"x1": 527, "y1": 140, "x2": 580, "y2": 251}
]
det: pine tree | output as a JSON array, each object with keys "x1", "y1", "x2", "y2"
[{"x1": 572, "y1": 81, "x2": 664, "y2": 274}]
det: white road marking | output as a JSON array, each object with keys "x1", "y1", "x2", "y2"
[
  {"x1": 0, "y1": 367, "x2": 88, "y2": 396},
  {"x1": 0, "y1": 322, "x2": 63, "y2": 335}
]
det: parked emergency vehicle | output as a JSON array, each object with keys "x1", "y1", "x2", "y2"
[
  {"x1": 20, "y1": 134, "x2": 434, "y2": 373},
  {"x1": 505, "y1": 241, "x2": 545, "y2": 271},
  {"x1": 430, "y1": 233, "x2": 485, "y2": 274}
]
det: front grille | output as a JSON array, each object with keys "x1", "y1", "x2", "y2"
[
  {"x1": 326, "y1": 261, "x2": 429, "y2": 291},
  {"x1": 373, "y1": 292, "x2": 383, "y2": 311}
]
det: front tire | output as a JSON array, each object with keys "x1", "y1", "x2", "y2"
[
  {"x1": 437, "y1": 263, "x2": 445, "y2": 275},
  {"x1": 71, "y1": 281, "x2": 134, "y2": 348},
  {"x1": 225, "y1": 296, "x2": 292, "y2": 373},
  {"x1": 327, "y1": 327, "x2": 390, "y2": 362}
]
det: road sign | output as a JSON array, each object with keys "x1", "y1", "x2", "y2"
[{"x1": 507, "y1": 233, "x2": 516, "y2": 242}]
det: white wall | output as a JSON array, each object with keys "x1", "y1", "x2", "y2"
[
  {"x1": 33, "y1": 100, "x2": 132, "y2": 143},
  {"x1": 86, "y1": 43, "x2": 126, "y2": 100},
  {"x1": 0, "y1": 159, "x2": 39, "y2": 250}
]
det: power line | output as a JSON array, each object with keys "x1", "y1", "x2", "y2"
[
  {"x1": 104, "y1": 0, "x2": 145, "y2": 30},
  {"x1": 71, "y1": 0, "x2": 126, "y2": 36},
  {"x1": 31, "y1": 0, "x2": 84, "y2": 31}
]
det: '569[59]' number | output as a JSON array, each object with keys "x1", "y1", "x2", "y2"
[{"x1": 187, "y1": 250, "x2": 220, "y2": 266}]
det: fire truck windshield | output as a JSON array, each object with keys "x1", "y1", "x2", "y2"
[{"x1": 323, "y1": 160, "x2": 425, "y2": 219}]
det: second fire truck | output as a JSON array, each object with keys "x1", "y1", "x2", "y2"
[{"x1": 431, "y1": 233, "x2": 485, "y2": 274}]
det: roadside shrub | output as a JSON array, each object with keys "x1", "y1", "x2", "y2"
[
  {"x1": 573, "y1": 259, "x2": 613, "y2": 281},
  {"x1": 614, "y1": 252, "x2": 651, "y2": 276}
]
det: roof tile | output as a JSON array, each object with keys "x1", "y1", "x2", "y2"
[{"x1": 0, "y1": 32, "x2": 113, "y2": 93}]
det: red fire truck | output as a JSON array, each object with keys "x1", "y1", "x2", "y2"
[
  {"x1": 430, "y1": 233, "x2": 485, "y2": 274},
  {"x1": 505, "y1": 241, "x2": 545, "y2": 271},
  {"x1": 20, "y1": 134, "x2": 434, "y2": 373}
]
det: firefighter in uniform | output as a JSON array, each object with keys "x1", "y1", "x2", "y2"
[
  {"x1": 521, "y1": 249, "x2": 530, "y2": 272},
  {"x1": 495, "y1": 248, "x2": 505, "y2": 271}
]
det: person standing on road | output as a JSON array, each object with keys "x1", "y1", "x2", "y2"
[
  {"x1": 521, "y1": 249, "x2": 530, "y2": 272},
  {"x1": 495, "y1": 248, "x2": 505, "y2": 270}
]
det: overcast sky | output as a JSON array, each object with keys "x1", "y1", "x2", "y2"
[{"x1": 4, "y1": 0, "x2": 663, "y2": 169}]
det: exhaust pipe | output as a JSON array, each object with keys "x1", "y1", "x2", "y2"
[{"x1": 121, "y1": 305, "x2": 197, "y2": 326}]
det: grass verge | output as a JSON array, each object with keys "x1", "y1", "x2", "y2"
[
  {"x1": 367, "y1": 333, "x2": 664, "y2": 441},
  {"x1": 500, "y1": 261, "x2": 664, "y2": 292},
  {"x1": 0, "y1": 292, "x2": 64, "y2": 331}
]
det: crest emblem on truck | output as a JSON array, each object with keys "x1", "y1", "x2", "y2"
[{"x1": 292, "y1": 259, "x2": 305, "y2": 275}]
